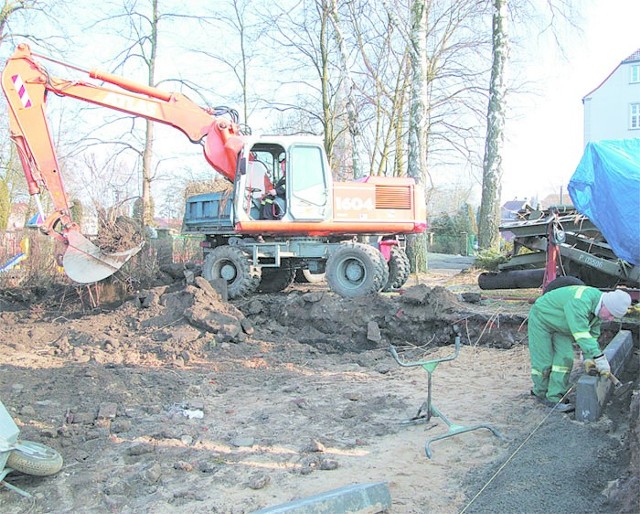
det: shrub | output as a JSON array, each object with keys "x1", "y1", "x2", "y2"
[{"x1": 474, "y1": 249, "x2": 508, "y2": 271}]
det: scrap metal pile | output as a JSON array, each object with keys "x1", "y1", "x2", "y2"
[
  {"x1": 479, "y1": 206, "x2": 640, "y2": 290},
  {"x1": 480, "y1": 139, "x2": 640, "y2": 292}
]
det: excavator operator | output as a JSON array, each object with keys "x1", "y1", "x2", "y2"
[{"x1": 260, "y1": 156, "x2": 286, "y2": 220}]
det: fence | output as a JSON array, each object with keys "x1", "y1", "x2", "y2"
[
  {"x1": 149, "y1": 230, "x2": 204, "y2": 266},
  {"x1": 0, "y1": 229, "x2": 61, "y2": 286},
  {"x1": 0, "y1": 231, "x2": 24, "y2": 261},
  {"x1": 428, "y1": 232, "x2": 477, "y2": 256}
]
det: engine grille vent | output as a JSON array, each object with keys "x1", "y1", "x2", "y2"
[{"x1": 375, "y1": 186, "x2": 412, "y2": 210}]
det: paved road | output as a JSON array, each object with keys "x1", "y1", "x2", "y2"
[{"x1": 427, "y1": 252, "x2": 476, "y2": 270}]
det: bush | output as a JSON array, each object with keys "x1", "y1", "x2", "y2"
[{"x1": 474, "y1": 249, "x2": 508, "y2": 271}]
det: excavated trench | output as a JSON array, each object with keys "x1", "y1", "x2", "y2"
[{"x1": 236, "y1": 283, "x2": 532, "y2": 354}]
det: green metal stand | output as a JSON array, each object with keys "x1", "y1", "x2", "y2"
[{"x1": 389, "y1": 326, "x2": 503, "y2": 459}]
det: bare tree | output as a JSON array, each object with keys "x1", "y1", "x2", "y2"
[
  {"x1": 327, "y1": 0, "x2": 362, "y2": 178},
  {"x1": 195, "y1": 0, "x2": 264, "y2": 127},
  {"x1": 103, "y1": 0, "x2": 162, "y2": 227},
  {"x1": 0, "y1": 0, "x2": 24, "y2": 45},
  {"x1": 1, "y1": 1, "x2": 42, "y2": 46},
  {"x1": 379, "y1": 0, "x2": 489, "y2": 269},
  {"x1": 264, "y1": 0, "x2": 346, "y2": 171},
  {"x1": 404, "y1": 0, "x2": 429, "y2": 271},
  {"x1": 345, "y1": 0, "x2": 409, "y2": 178},
  {"x1": 89, "y1": 0, "x2": 215, "y2": 227},
  {"x1": 1, "y1": 0, "x2": 70, "y2": 213},
  {"x1": 477, "y1": 0, "x2": 508, "y2": 251},
  {"x1": 1, "y1": 0, "x2": 70, "y2": 53}
]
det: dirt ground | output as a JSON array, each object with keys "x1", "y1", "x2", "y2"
[{"x1": 0, "y1": 267, "x2": 638, "y2": 514}]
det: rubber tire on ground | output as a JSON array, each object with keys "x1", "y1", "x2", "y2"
[
  {"x1": 562, "y1": 259, "x2": 619, "y2": 289},
  {"x1": 258, "y1": 267, "x2": 296, "y2": 293},
  {"x1": 7, "y1": 440, "x2": 63, "y2": 476},
  {"x1": 294, "y1": 269, "x2": 326, "y2": 284},
  {"x1": 543, "y1": 275, "x2": 585, "y2": 294},
  {"x1": 203, "y1": 246, "x2": 261, "y2": 299},
  {"x1": 383, "y1": 246, "x2": 410, "y2": 291},
  {"x1": 326, "y1": 243, "x2": 389, "y2": 298}
]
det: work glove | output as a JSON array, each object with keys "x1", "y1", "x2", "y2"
[
  {"x1": 584, "y1": 359, "x2": 595, "y2": 375},
  {"x1": 593, "y1": 354, "x2": 611, "y2": 375}
]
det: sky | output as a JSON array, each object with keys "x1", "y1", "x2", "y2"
[
  {"x1": 501, "y1": 0, "x2": 640, "y2": 203},
  {"x1": 2, "y1": 0, "x2": 637, "y2": 210}
]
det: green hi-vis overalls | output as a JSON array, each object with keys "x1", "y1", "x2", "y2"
[{"x1": 527, "y1": 285, "x2": 603, "y2": 402}]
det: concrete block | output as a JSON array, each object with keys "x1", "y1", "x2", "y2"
[
  {"x1": 576, "y1": 330, "x2": 634, "y2": 422},
  {"x1": 252, "y1": 482, "x2": 391, "y2": 514},
  {"x1": 603, "y1": 330, "x2": 634, "y2": 374}
]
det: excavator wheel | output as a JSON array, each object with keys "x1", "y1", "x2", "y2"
[
  {"x1": 257, "y1": 267, "x2": 296, "y2": 293},
  {"x1": 326, "y1": 243, "x2": 389, "y2": 298},
  {"x1": 203, "y1": 246, "x2": 261, "y2": 299},
  {"x1": 383, "y1": 246, "x2": 411, "y2": 291}
]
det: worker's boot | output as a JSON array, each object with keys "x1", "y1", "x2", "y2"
[
  {"x1": 535, "y1": 395, "x2": 575, "y2": 413},
  {"x1": 543, "y1": 400, "x2": 574, "y2": 413}
]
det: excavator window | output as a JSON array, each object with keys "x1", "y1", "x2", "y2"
[{"x1": 289, "y1": 145, "x2": 325, "y2": 199}]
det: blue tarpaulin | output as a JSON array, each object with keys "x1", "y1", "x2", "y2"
[{"x1": 568, "y1": 139, "x2": 640, "y2": 265}]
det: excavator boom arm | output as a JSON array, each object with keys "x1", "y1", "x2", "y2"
[
  {"x1": 1, "y1": 43, "x2": 244, "y2": 283},
  {"x1": 2, "y1": 44, "x2": 242, "y2": 183}
]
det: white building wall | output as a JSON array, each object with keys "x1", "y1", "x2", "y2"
[{"x1": 583, "y1": 60, "x2": 640, "y2": 145}]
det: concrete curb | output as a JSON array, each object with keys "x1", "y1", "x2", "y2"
[
  {"x1": 252, "y1": 482, "x2": 391, "y2": 514},
  {"x1": 575, "y1": 330, "x2": 634, "y2": 422}
]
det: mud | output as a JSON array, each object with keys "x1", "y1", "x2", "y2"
[{"x1": 0, "y1": 270, "x2": 637, "y2": 513}]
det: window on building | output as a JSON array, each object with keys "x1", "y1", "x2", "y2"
[
  {"x1": 631, "y1": 65, "x2": 640, "y2": 83},
  {"x1": 630, "y1": 103, "x2": 640, "y2": 129}
]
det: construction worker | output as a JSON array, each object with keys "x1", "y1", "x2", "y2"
[{"x1": 527, "y1": 286, "x2": 632, "y2": 412}]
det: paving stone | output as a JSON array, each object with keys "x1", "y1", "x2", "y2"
[
  {"x1": 576, "y1": 330, "x2": 634, "y2": 422},
  {"x1": 253, "y1": 482, "x2": 391, "y2": 514}
]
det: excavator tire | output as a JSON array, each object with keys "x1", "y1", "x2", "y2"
[
  {"x1": 203, "y1": 246, "x2": 261, "y2": 299},
  {"x1": 326, "y1": 243, "x2": 389, "y2": 298},
  {"x1": 383, "y1": 246, "x2": 411, "y2": 291},
  {"x1": 6, "y1": 440, "x2": 63, "y2": 476},
  {"x1": 258, "y1": 267, "x2": 296, "y2": 293}
]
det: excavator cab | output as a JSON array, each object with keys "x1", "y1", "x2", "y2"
[
  {"x1": 239, "y1": 143, "x2": 287, "y2": 220},
  {"x1": 236, "y1": 138, "x2": 330, "y2": 224}
]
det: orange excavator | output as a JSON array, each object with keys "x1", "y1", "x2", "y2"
[{"x1": 2, "y1": 43, "x2": 427, "y2": 297}]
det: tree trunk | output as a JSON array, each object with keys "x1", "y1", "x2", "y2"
[
  {"x1": 406, "y1": 0, "x2": 429, "y2": 273},
  {"x1": 478, "y1": 0, "x2": 508, "y2": 251},
  {"x1": 142, "y1": 120, "x2": 154, "y2": 226},
  {"x1": 328, "y1": 0, "x2": 362, "y2": 179},
  {"x1": 141, "y1": 0, "x2": 159, "y2": 227}
]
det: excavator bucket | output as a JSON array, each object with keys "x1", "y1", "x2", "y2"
[{"x1": 62, "y1": 231, "x2": 143, "y2": 284}]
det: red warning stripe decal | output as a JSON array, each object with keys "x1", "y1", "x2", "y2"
[{"x1": 11, "y1": 74, "x2": 32, "y2": 108}]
